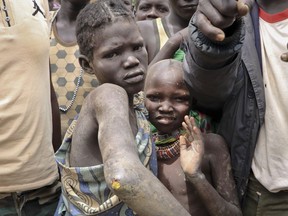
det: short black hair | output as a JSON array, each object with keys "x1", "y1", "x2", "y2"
[{"x1": 76, "y1": 0, "x2": 134, "y2": 60}]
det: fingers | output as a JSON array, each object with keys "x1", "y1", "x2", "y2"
[
  {"x1": 194, "y1": 0, "x2": 254, "y2": 41},
  {"x1": 242, "y1": 0, "x2": 255, "y2": 12},
  {"x1": 182, "y1": 116, "x2": 203, "y2": 142},
  {"x1": 192, "y1": 123, "x2": 203, "y2": 142},
  {"x1": 182, "y1": 116, "x2": 193, "y2": 142},
  {"x1": 196, "y1": 12, "x2": 225, "y2": 42},
  {"x1": 179, "y1": 135, "x2": 188, "y2": 151},
  {"x1": 237, "y1": 0, "x2": 250, "y2": 16}
]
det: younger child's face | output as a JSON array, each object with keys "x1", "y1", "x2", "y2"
[
  {"x1": 91, "y1": 19, "x2": 148, "y2": 96},
  {"x1": 135, "y1": 0, "x2": 170, "y2": 21},
  {"x1": 145, "y1": 62, "x2": 190, "y2": 134}
]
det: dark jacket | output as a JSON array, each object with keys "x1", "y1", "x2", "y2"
[{"x1": 183, "y1": 3, "x2": 265, "y2": 205}]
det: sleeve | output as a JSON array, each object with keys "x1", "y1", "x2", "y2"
[{"x1": 183, "y1": 15, "x2": 246, "y2": 110}]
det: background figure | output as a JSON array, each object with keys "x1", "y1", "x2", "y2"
[
  {"x1": 134, "y1": 0, "x2": 170, "y2": 21},
  {"x1": 122, "y1": 0, "x2": 133, "y2": 11},
  {"x1": 48, "y1": 0, "x2": 61, "y2": 11},
  {"x1": 91, "y1": 0, "x2": 133, "y2": 11},
  {"x1": 50, "y1": 0, "x2": 99, "y2": 139},
  {"x1": 144, "y1": 59, "x2": 241, "y2": 215},
  {"x1": 183, "y1": 0, "x2": 288, "y2": 215},
  {"x1": 54, "y1": 1, "x2": 190, "y2": 215},
  {"x1": 137, "y1": 0, "x2": 198, "y2": 63},
  {"x1": 0, "y1": 1, "x2": 61, "y2": 215}
]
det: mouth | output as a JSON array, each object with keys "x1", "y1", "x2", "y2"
[
  {"x1": 156, "y1": 116, "x2": 176, "y2": 125},
  {"x1": 181, "y1": 4, "x2": 197, "y2": 10},
  {"x1": 124, "y1": 71, "x2": 145, "y2": 84}
]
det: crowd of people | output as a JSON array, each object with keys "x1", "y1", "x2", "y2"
[{"x1": 0, "y1": 0, "x2": 287, "y2": 215}]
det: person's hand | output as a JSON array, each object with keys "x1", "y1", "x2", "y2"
[
  {"x1": 175, "y1": 27, "x2": 189, "y2": 43},
  {"x1": 194, "y1": 0, "x2": 254, "y2": 41},
  {"x1": 281, "y1": 43, "x2": 288, "y2": 62},
  {"x1": 180, "y1": 116, "x2": 204, "y2": 177}
]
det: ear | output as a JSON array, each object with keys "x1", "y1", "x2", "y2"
[{"x1": 79, "y1": 55, "x2": 93, "y2": 74}]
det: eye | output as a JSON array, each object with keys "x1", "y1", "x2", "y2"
[
  {"x1": 103, "y1": 52, "x2": 118, "y2": 59},
  {"x1": 124, "y1": 0, "x2": 130, "y2": 6},
  {"x1": 174, "y1": 96, "x2": 189, "y2": 103},
  {"x1": 133, "y1": 44, "x2": 143, "y2": 51},
  {"x1": 139, "y1": 5, "x2": 150, "y2": 12},
  {"x1": 158, "y1": 6, "x2": 169, "y2": 13},
  {"x1": 147, "y1": 94, "x2": 160, "y2": 102}
]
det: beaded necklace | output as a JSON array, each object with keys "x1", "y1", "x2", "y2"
[
  {"x1": 151, "y1": 127, "x2": 186, "y2": 160},
  {"x1": 150, "y1": 109, "x2": 216, "y2": 159}
]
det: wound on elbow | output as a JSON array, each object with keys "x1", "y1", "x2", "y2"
[{"x1": 111, "y1": 178, "x2": 121, "y2": 190}]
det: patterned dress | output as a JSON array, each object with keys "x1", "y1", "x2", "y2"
[{"x1": 55, "y1": 100, "x2": 157, "y2": 216}]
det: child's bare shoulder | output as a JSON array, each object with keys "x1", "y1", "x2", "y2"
[{"x1": 202, "y1": 133, "x2": 230, "y2": 158}]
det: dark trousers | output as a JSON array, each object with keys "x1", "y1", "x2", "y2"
[
  {"x1": 242, "y1": 172, "x2": 288, "y2": 216},
  {"x1": 0, "y1": 181, "x2": 61, "y2": 216}
]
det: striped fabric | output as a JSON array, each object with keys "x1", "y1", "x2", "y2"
[{"x1": 55, "y1": 99, "x2": 157, "y2": 215}]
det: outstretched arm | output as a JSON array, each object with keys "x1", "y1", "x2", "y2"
[
  {"x1": 95, "y1": 84, "x2": 190, "y2": 216},
  {"x1": 149, "y1": 28, "x2": 188, "y2": 66},
  {"x1": 183, "y1": 0, "x2": 254, "y2": 110},
  {"x1": 180, "y1": 116, "x2": 242, "y2": 216}
]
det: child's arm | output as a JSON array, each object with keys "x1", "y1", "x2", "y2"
[
  {"x1": 149, "y1": 28, "x2": 188, "y2": 66},
  {"x1": 95, "y1": 83, "x2": 190, "y2": 216},
  {"x1": 180, "y1": 116, "x2": 242, "y2": 216}
]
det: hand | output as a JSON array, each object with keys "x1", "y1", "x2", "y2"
[
  {"x1": 281, "y1": 43, "x2": 288, "y2": 62},
  {"x1": 179, "y1": 116, "x2": 204, "y2": 177},
  {"x1": 175, "y1": 27, "x2": 189, "y2": 43},
  {"x1": 194, "y1": 0, "x2": 254, "y2": 41}
]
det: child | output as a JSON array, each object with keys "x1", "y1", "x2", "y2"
[
  {"x1": 55, "y1": 1, "x2": 190, "y2": 215},
  {"x1": 50, "y1": 0, "x2": 99, "y2": 140},
  {"x1": 144, "y1": 59, "x2": 242, "y2": 215},
  {"x1": 137, "y1": 0, "x2": 198, "y2": 63},
  {"x1": 134, "y1": 0, "x2": 170, "y2": 21}
]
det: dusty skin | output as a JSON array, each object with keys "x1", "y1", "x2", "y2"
[
  {"x1": 70, "y1": 84, "x2": 190, "y2": 216},
  {"x1": 157, "y1": 116, "x2": 242, "y2": 216}
]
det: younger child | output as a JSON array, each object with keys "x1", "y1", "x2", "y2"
[
  {"x1": 55, "y1": 1, "x2": 190, "y2": 215},
  {"x1": 144, "y1": 59, "x2": 242, "y2": 215}
]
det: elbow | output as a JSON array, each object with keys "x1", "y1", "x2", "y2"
[{"x1": 104, "y1": 159, "x2": 144, "y2": 199}]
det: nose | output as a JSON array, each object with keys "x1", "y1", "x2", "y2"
[
  {"x1": 147, "y1": 8, "x2": 159, "y2": 19},
  {"x1": 123, "y1": 55, "x2": 140, "y2": 68},
  {"x1": 159, "y1": 100, "x2": 173, "y2": 113}
]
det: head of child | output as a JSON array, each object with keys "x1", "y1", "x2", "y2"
[
  {"x1": 76, "y1": 0, "x2": 148, "y2": 97},
  {"x1": 90, "y1": 0, "x2": 133, "y2": 11},
  {"x1": 134, "y1": 0, "x2": 170, "y2": 21},
  {"x1": 169, "y1": 0, "x2": 198, "y2": 22},
  {"x1": 144, "y1": 59, "x2": 191, "y2": 135}
]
